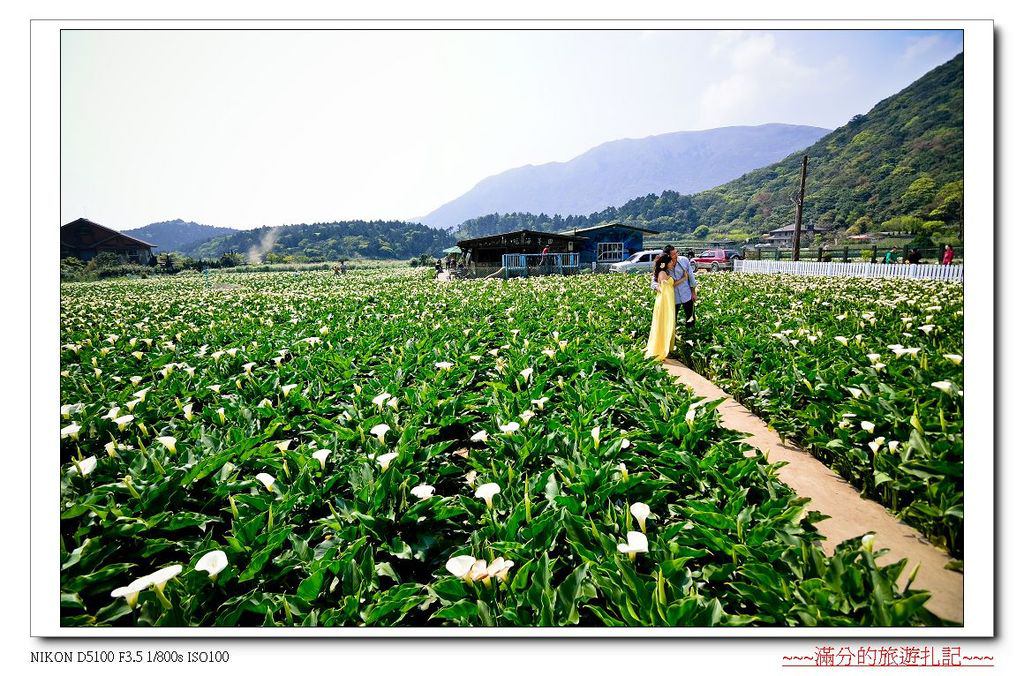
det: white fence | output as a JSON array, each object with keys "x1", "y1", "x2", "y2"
[{"x1": 734, "y1": 259, "x2": 963, "y2": 282}]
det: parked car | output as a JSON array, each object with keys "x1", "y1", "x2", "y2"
[
  {"x1": 691, "y1": 248, "x2": 741, "y2": 272},
  {"x1": 609, "y1": 250, "x2": 663, "y2": 274}
]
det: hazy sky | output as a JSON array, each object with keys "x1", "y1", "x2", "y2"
[{"x1": 60, "y1": 29, "x2": 963, "y2": 230}]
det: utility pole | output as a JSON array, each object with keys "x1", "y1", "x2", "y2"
[{"x1": 792, "y1": 155, "x2": 808, "y2": 261}]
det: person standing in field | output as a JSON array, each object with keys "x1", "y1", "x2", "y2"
[
  {"x1": 654, "y1": 245, "x2": 697, "y2": 327},
  {"x1": 645, "y1": 253, "x2": 676, "y2": 361},
  {"x1": 942, "y1": 244, "x2": 955, "y2": 265}
]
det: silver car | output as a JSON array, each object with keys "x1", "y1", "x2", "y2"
[{"x1": 609, "y1": 250, "x2": 664, "y2": 273}]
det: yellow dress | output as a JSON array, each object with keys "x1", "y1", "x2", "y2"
[{"x1": 644, "y1": 277, "x2": 676, "y2": 361}]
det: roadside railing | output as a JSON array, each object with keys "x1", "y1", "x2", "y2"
[{"x1": 734, "y1": 259, "x2": 964, "y2": 282}]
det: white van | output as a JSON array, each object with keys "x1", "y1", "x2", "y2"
[{"x1": 608, "y1": 250, "x2": 663, "y2": 274}]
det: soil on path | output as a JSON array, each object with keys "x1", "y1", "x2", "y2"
[{"x1": 662, "y1": 359, "x2": 964, "y2": 624}]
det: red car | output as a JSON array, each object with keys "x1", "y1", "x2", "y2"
[{"x1": 691, "y1": 248, "x2": 742, "y2": 272}]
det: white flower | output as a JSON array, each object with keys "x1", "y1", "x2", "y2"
[
  {"x1": 255, "y1": 472, "x2": 276, "y2": 491},
  {"x1": 630, "y1": 502, "x2": 651, "y2": 533},
  {"x1": 61, "y1": 423, "x2": 82, "y2": 440},
  {"x1": 133, "y1": 387, "x2": 151, "y2": 402},
  {"x1": 944, "y1": 354, "x2": 963, "y2": 365},
  {"x1": 519, "y1": 367, "x2": 533, "y2": 381},
  {"x1": 620, "y1": 438, "x2": 631, "y2": 449},
  {"x1": 617, "y1": 531, "x2": 649, "y2": 559},
  {"x1": 370, "y1": 423, "x2": 391, "y2": 442},
  {"x1": 275, "y1": 439, "x2": 292, "y2": 452},
  {"x1": 498, "y1": 421, "x2": 520, "y2": 434},
  {"x1": 312, "y1": 449, "x2": 331, "y2": 470},
  {"x1": 281, "y1": 384, "x2": 298, "y2": 396},
  {"x1": 847, "y1": 387, "x2": 863, "y2": 399},
  {"x1": 216, "y1": 407, "x2": 226, "y2": 424},
  {"x1": 591, "y1": 426, "x2": 600, "y2": 449},
  {"x1": 861, "y1": 533, "x2": 876, "y2": 553},
  {"x1": 68, "y1": 455, "x2": 97, "y2": 476},
  {"x1": 867, "y1": 353, "x2": 881, "y2": 363},
  {"x1": 870, "y1": 362, "x2": 886, "y2": 371},
  {"x1": 470, "y1": 430, "x2": 489, "y2": 443},
  {"x1": 182, "y1": 402, "x2": 194, "y2": 420},
  {"x1": 60, "y1": 403, "x2": 82, "y2": 419},
  {"x1": 242, "y1": 362, "x2": 256, "y2": 375},
  {"x1": 411, "y1": 484, "x2": 435, "y2": 500},
  {"x1": 542, "y1": 349, "x2": 556, "y2": 358},
  {"x1": 919, "y1": 324, "x2": 935, "y2": 334},
  {"x1": 110, "y1": 577, "x2": 150, "y2": 609},
  {"x1": 531, "y1": 397, "x2": 549, "y2": 409},
  {"x1": 146, "y1": 564, "x2": 183, "y2": 592},
  {"x1": 485, "y1": 557, "x2": 515, "y2": 581},
  {"x1": 616, "y1": 462, "x2": 628, "y2": 481},
  {"x1": 887, "y1": 440, "x2": 900, "y2": 452},
  {"x1": 435, "y1": 361, "x2": 454, "y2": 370},
  {"x1": 519, "y1": 410, "x2": 535, "y2": 424},
  {"x1": 860, "y1": 421, "x2": 875, "y2": 433},
  {"x1": 464, "y1": 470, "x2": 478, "y2": 486},
  {"x1": 376, "y1": 452, "x2": 398, "y2": 469},
  {"x1": 195, "y1": 550, "x2": 228, "y2": 579},
  {"x1": 372, "y1": 392, "x2": 391, "y2": 407},
  {"x1": 835, "y1": 336, "x2": 848, "y2": 346},
  {"x1": 932, "y1": 381, "x2": 954, "y2": 394},
  {"x1": 207, "y1": 384, "x2": 222, "y2": 394},
  {"x1": 387, "y1": 396, "x2": 399, "y2": 410},
  {"x1": 257, "y1": 398, "x2": 272, "y2": 409},
  {"x1": 101, "y1": 407, "x2": 121, "y2": 420},
  {"x1": 475, "y1": 482, "x2": 501, "y2": 508},
  {"x1": 156, "y1": 436, "x2": 177, "y2": 454},
  {"x1": 445, "y1": 555, "x2": 478, "y2": 581},
  {"x1": 113, "y1": 414, "x2": 135, "y2": 430},
  {"x1": 868, "y1": 437, "x2": 885, "y2": 453}
]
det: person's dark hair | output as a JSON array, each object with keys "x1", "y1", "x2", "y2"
[
  {"x1": 686, "y1": 249, "x2": 695, "y2": 258},
  {"x1": 653, "y1": 253, "x2": 672, "y2": 280},
  {"x1": 662, "y1": 245, "x2": 675, "y2": 255}
]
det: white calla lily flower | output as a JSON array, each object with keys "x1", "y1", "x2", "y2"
[
  {"x1": 376, "y1": 452, "x2": 398, "y2": 469},
  {"x1": 498, "y1": 421, "x2": 520, "y2": 434},
  {"x1": 61, "y1": 423, "x2": 82, "y2": 440},
  {"x1": 68, "y1": 455, "x2": 97, "y2": 476},
  {"x1": 156, "y1": 436, "x2": 177, "y2": 454},
  {"x1": 372, "y1": 392, "x2": 391, "y2": 407},
  {"x1": 312, "y1": 449, "x2": 331, "y2": 470},
  {"x1": 195, "y1": 550, "x2": 228, "y2": 579},
  {"x1": 470, "y1": 430, "x2": 489, "y2": 443},
  {"x1": 617, "y1": 531, "x2": 649, "y2": 560},
  {"x1": 475, "y1": 482, "x2": 501, "y2": 508},
  {"x1": 255, "y1": 472, "x2": 276, "y2": 491},
  {"x1": 411, "y1": 484, "x2": 435, "y2": 500},
  {"x1": 445, "y1": 555, "x2": 479, "y2": 582},
  {"x1": 860, "y1": 421, "x2": 875, "y2": 433},
  {"x1": 370, "y1": 423, "x2": 391, "y2": 442},
  {"x1": 630, "y1": 502, "x2": 651, "y2": 533}
]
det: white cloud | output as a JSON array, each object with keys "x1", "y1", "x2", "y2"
[
  {"x1": 697, "y1": 33, "x2": 849, "y2": 128},
  {"x1": 901, "y1": 34, "x2": 943, "y2": 62}
]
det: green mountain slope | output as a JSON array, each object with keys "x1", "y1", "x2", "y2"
[
  {"x1": 455, "y1": 53, "x2": 964, "y2": 243},
  {"x1": 185, "y1": 220, "x2": 454, "y2": 262}
]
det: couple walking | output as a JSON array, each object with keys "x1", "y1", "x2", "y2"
[{"x1": 645, "y1": 245, "x2": 697, "y2": 361}]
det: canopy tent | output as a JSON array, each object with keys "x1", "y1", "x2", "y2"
[{"x1": 442, "y1": 246, "x2": 463, "y2": 255}]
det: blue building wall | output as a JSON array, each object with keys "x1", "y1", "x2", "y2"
[{"x1": 575, "y1": 226, "x2": 647, "y2": 264}]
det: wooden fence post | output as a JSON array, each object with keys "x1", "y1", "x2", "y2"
[
  {"x1": 817, "y1": 247, "x2": 823, "y2": 262},
  {"x1": 843, "y1": 246, "x2": 849, "y2": 263},
  {"x1": 871, "y1": 245, "x2": 878, "y2": 264}
]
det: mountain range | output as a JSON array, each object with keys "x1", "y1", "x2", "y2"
[
  {"x1": 115, "y1": 52, "x2": 963, "y2": 260},
  {"x1": 418, "y1": 124, "x2": 830, "y2": 229},
  {"x1": 454, "y1": 52, "x2": 964, "y2": 243},
  {"x1": 124, "y1": 219, "x2": 238, "y2": 253}
]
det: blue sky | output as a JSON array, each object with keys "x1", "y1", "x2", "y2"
[{"x1": 60, "y1": 29, "x2": 963, "y2": 229}]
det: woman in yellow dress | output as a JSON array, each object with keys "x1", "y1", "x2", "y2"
[{"x1": 644, "y1": 253, "x2": 676, "y2": 361}]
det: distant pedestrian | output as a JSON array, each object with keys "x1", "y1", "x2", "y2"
[
  {"x1": 907, "y1": 248, "x2": 922, "y2": 265},
  {"x1": 942, "y1": 245, "x2": 955, "y2": 265},
  {"x1": 884, "y1": 248, "x2": 898, "y2": 264}
]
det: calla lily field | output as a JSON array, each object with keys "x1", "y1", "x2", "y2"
[{"x1": 59, "y1": 268, "x2": 959, "y2": 627}]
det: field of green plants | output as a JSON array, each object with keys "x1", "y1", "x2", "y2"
[
  {"x1": 681, "y1": 275, "x2": 964, "y2": 558},
  {"x1": 59, "y1": 268, "x2": 953, "y2": 627}
]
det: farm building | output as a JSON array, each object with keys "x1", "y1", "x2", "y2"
[
  {"x1": 456, "y1": 229, "x2": 587, "y2": 266},
  {"x1": 762, "y1": 223, "x2": 817, "y2": 247},
  {"x1": 559, "y1": 222, "x2": 660, "y2": 265},
  {"x1": 61, "y1": 218, "x2": 156, "y2": 264}
]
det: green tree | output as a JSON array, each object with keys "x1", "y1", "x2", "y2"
[{"x1": 692, "y1": 225, "x2": 710, "y2": 239}]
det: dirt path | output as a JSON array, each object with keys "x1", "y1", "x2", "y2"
[{"x1": 662, "y1": 359, "x2": 964, "y2": 624}]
